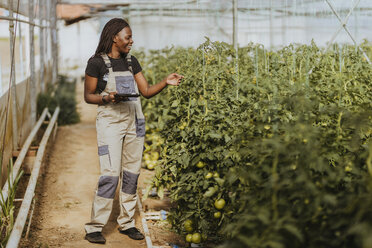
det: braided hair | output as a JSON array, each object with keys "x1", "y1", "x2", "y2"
[{"x1": 95, "y1": 18, "x2": 130, "y2": 56}]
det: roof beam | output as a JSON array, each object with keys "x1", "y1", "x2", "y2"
[
  {"x1": 58, "y1": 0, "x2": 195, "y2": 5},
  {"x1": 0, "y1": 0, "x2": 29, "y2": 17}
]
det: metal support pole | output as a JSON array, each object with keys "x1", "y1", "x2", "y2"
[
  {"x1": 232, "y1": 0, "x2": 237, "y2": 49},
  {"x1": 8, "y1": 0, "x2": 18, "y2": 150},
  {"x1": 51, "y1": 0, "x2": 58, "y2": 84},
  {"x1": 29, "y1": 0, "x2": 36, "y2": 125},
  {"x1": 354, "y1": 3, "x2": 358, "y2": 42},
  {"x1": 282, "y1": 0, "x2": 287, "y2": 46},
  {"x1": 269, "y1": 0, "x2": 273, "y2": 49},
  {"x1": 0, "y1": 55, "x2": 2, "y2": 95},
  {"x1": 46, "y1": 0, "x2": 51, "y2": 70},
  {"x1": 232, "y1": 0, "x2": 238, "y2": 99},
  {"x1": 77, "y1": 21, "x2": 81, "y2": 66},
  {"x1": 18, "y1": 22, "x2": 24, "y2": 81},
  {"x1": 39, "y1": 0, "x2": 45, "y2": 92}
]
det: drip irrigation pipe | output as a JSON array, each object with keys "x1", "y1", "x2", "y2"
[
  {"x1": 137, "y1": 189, "x2": 153, "y2": 248},
  {"x1": 6, "y1": 107, "x2": 60, "y2": 248},
  {"x1": 0, "y1": 108, "x2": 49, "y2": 204}
]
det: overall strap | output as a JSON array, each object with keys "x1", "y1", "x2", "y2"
[
  {"x1": 125, "y1": 53, "x2": 139, "y2": 95},
  {"x1": 101, "y1": 53, "x2": 113, "y2": 73},
  {"x1": 126, "y1": 53, "x2": 133, "y2": 75}
]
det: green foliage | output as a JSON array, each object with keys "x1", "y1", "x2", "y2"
[
  {"x1": 139, "y1": 40, "x2": 372, "y2": 247},
  {"x1": 0, "y1": 159, "x2": 23, "y2": 247},
  {"x1": 37, "y1": 75, "x2": 80, "y2": 125}
]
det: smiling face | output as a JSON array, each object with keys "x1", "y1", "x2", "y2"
[{"x1": 113, "y1": 26, "x2": 133, "y2": 54}]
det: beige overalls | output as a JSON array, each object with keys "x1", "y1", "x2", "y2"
[{"x1": 85, "y1": 54, "x2": 145, "y2": 234}]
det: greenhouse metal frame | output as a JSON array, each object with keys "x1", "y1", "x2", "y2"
[{"x1": 0, "y1": 0, "x2": 58, "y2": 185}]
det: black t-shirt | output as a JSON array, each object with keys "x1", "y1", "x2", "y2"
[{"x1": 85, "y1": 54, "x2": 142, "y2": 93}]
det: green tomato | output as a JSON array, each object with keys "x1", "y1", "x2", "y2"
[
  {"x1": 184, "y1": 219, "x2": 193, "y2": 227},
  {"x1": 151, "y1": 151, "x2": 159, "y2": 161},
  {"x1": 205, "y1": 172, "x2": 213, "y2": 179},
  {"x1": 192, "y1": 233, "x2": 202, "y2": 244},
  {"x1": 202, "y1": 233, "x2": 208, "y2": 241},
  {"x1": 143, "y1": 153, "x2": 151, "y2": 161},
  {"x1": 214, "y1": 199, "x2": 226, "y2": 210},
  {"x1": 186, "y1": 234, "x2": 193, "y2": 243},
  {"x1": 196, "y1": 161, "x2": 205, "y2": 168},
  {"x1": 184, "y1": 219, "x2": 193, "y2": 233},
  {"x1": 146, "y1": 161, "x2": 155, "y2": 170},
  {"x1": 185, "y1": 225, "x2": 193, "y2": 233},
  {"x1": 213, "y1": 211, "x2": 221, "y2": 218}
]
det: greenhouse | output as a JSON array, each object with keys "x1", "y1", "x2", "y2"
[{"x1": 0, "y1": 0, "x2": 371, "y2": 247}]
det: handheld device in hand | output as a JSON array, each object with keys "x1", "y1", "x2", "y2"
[{"x1": 114, "y1": 93, "x2": 140, "y2": 101}]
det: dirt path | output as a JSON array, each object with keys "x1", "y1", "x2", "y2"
[{"x1": 22, "y1": 80, "x2": 146, "y2": 247}]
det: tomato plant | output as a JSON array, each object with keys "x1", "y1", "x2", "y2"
[{"x1": 136, "y1": 39, "x2": 372, "y2": 247}]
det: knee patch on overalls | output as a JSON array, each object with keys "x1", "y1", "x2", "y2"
[
  {"x1": 97, "y1": 175, "x2": 119, "y2": 199},
  {"x1": 121, "y1": 170, "x2": 139, "y2": 195},
  {"x1": 98, "y1": 145, "x2": 112, "y2": 167},
  {"x1": 135, "y1": 118, "x2": 145, "y2": 137}
]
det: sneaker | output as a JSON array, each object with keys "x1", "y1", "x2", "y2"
[
  {"x1": 119, "y1": 227, "x2": 145, "y2": 240},
  {"x1": 85, "y1": 232, "x2": 106, "y2": 244}
]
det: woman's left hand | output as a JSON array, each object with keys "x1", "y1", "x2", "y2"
[{"x1": 166, "y1": 73, "x2": 184, "y2": 86}]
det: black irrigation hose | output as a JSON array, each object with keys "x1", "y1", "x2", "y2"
[{"x1": 1, "y1": 0, "x2": 21, "y2": 162}]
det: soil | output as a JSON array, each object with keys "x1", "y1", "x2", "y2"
[{"x1": 20, "y1": 79, "x2": 184, "y2": 248}]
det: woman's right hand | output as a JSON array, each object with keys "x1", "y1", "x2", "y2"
[{"x1": 107, "y1": 92, "x2": 117, "y2": 103}]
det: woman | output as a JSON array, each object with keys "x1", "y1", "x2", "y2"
[{"x1": 84, "y1": 18, "x2": 183, "y2": 244}]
